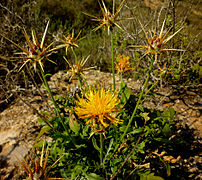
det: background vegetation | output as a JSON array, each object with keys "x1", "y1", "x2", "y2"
[{"x1": 0, "y1": 0, "x2": 201, "y2": 112}]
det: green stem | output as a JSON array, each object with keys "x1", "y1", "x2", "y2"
[
  {"x1": 71, "y1": 47, "x2": 78, "y2": 63},
  {"x1": 78, "y1": 76, "x2": 84, "y2": 91},
  {"x1": 100, "y1": 133, "x2": 104, "y2": 166},
  {"x1": 120, "y1": 73, "x2": 123, "y2": 84},
  {"x1": 120, "y1": 73, "x2": 123, "y2": 91},
  {"x1": 144, "y1": 80, "x2": 158, "y2": 97},
  {"x1": 82, "y1": 76, "x2": 89, "y2": 88},
  {"x1": 111, "y1": 56, "x2": 155, "y2": 158},
  {"x1": 121, "y1": 57, "x2": 155, "y2": 140},
  {"x1": 39, "y1": 66, "x2": 68, "y2": 134},
  {"x1": 111, "y1": 31, "x2": 116, "y2": 91}
]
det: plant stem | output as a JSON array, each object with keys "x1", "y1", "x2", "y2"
[
  {"x1": 82, "y1": 76, "x2": 89, "y2": 88},
  {"x1": 110, "y1": 112, "x2": 147, "y2": 180},
  {"x1": 39, "y1": 66, "x2": 68, "y2": 133},
  {"x1": 110, "y1": 134, "x2": 142, "y2": 180},
  {"x1": 120, "y1": 73, "x2": 123, "y2": 84},
  {"x1": 100, "y1": 133, "x2": 104, "y2": 166},
  {"x1": 110, "y1": 56, "x2": 155, "y2": 159},
  {"x1": 71, "y1": 47, "x2": 78, "y2": 63},
  {"x1": 111, "y1": 31, "x2": 116, "y2": 91},
  {"x1": 144, "y1": 80, "x2": 158, "y2": 97},
  {"x1": 121, "y1": 56, "x2": 155, "y2": 141},
  {"x1": 78, "y1": 76, "x2": 84, "y2": 91}
]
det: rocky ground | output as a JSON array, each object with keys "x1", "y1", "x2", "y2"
[{"x1": 0, "y1": 70, "x2": 201, "y2": 180}]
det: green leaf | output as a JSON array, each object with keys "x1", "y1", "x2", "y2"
[
  {"x1": 92, "y1": 137, "x2": 100, "y2": 151},
  {"x1": 69, "y1": 117, "x2": 80, "y2": 134},
  {"x1": 120, "y1": 125, "x2": 127, "y2": 132},
  {"x1": 71, "y1": 165, "x2": 83, "y2": 180},
  {"x1": 162, "y1": 124, "x2": 171, "y2": 136},
  {"x1": 139, "y1": 104, "x2": 144, "y2": 112},
  {"x1": 55, "y1": 94, "x2": 63, "y2": 101},
  {"x1": 140, "y1": 112, "x2": 150, "y2": 121},
  {"x1": 136, "y1": 142, "x2": 145, "y2": 153},
  {"x1": 86, "y1": 173, "x2": 104, "y2": 180},
  {"x1": 166, "y1": 163, "x2": 171, "y2": 177},
  {"x1": 169, "y1": 108, "x2": 175, "y2": 119},
  {"x1": 130, "y1": 128, "x2": 143, "y2": 134},
  {"x1": 120, "y1": 81, "x2": 131, "y2": 104},
  {"x1": 36, "y1": 125, "x2": 51, "y2": 141},
  {"x1": 103, "y1": 138, "x2": 114, "y2": 164},
  {"x1": 34, "y1": 140, "x2": 46, "y2": 148},
  {"x1": 44, "y1": 73, "x2": 52, "y2": 78},
  {"x1": 37, "y1": 117, "x2": 46, "y2": 125},
  {"x1": 140, "y1": 174, "x2": 164, "y2": 180}
]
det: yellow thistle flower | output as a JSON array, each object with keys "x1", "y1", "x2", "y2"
[
  {"x1": 75, "y1": 87, "x2": 122, "y2": 129},
  {"x1": 84, "y1": 0, "x2": 126, "y2": 34},
  {"x1": 115, "y1": 54, "x2": 130, "y2": 73},
  {"x1": 133, "y1": 20, "x2": 184, "y2": 60},
  {"x1": 1, "y1": 21, "x2": 56, "y2": 72},
  {"x1": 64, "y1": 55, "x2": 94, "y2": 81}
]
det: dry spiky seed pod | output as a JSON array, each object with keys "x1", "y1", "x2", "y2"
[
  {"x1": 132, "y1": 19, "x2": 184, "y2": 60},
  {"x1": 84, "y1": 0, "x2": 128, "y2": 34},
  {"x1": 1, "y1": 21, "x2": 57, "y2": 72}
]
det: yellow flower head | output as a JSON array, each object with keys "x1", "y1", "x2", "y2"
[
  {"x1": 75, "y1": 87, "x2": 122, "y2": 129},
  {"x1": 84, "y1": 0, "x2": 126, "y2": 34},
  {"x1": 115, "y1": 54, "x2": 130, "y2": 73},
  {"x1": 1, "y1": 21, "x2": 56, "y2": 72},
  {"x1": 134, "y1": 20, "x2": 184, "y2": 60}
]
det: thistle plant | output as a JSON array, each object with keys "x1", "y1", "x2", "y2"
[
  {"x1": 64, "y1": 55, "x2": 93, "y2": 89},
  {"x1": 115, "y1": 54, "x2": 130, "y2": 74},
  {"x1": 57, "y1": 30, "x2": 84, "y2": 56},
  {"x1": 0, "y1": 21, "x2": 56, "y2": 72},
  {"x1": 16, "y1": 143, "x2": 64, "y2": 180},
  {"x1": 75, "y1": 87, "x2": 122, "y2": 130},
  {"x1": 75, "y1": 86, "x2": 122, "y2": 166},
  {"x1": 84, "y1": 0, "x2": 127, "y2": 91},
  {"x1": 1, "y1": 4, "x2": 187, "y2": 179},
  {"x1": 0, "y1": 21, "x2": 71, "y2": 134},
  {"x1": 119, "y1": 19, "x2": 183, "y2": 147},
  {"x1": 133, "y1": 20, "x2": 184, "y2": 61}
]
